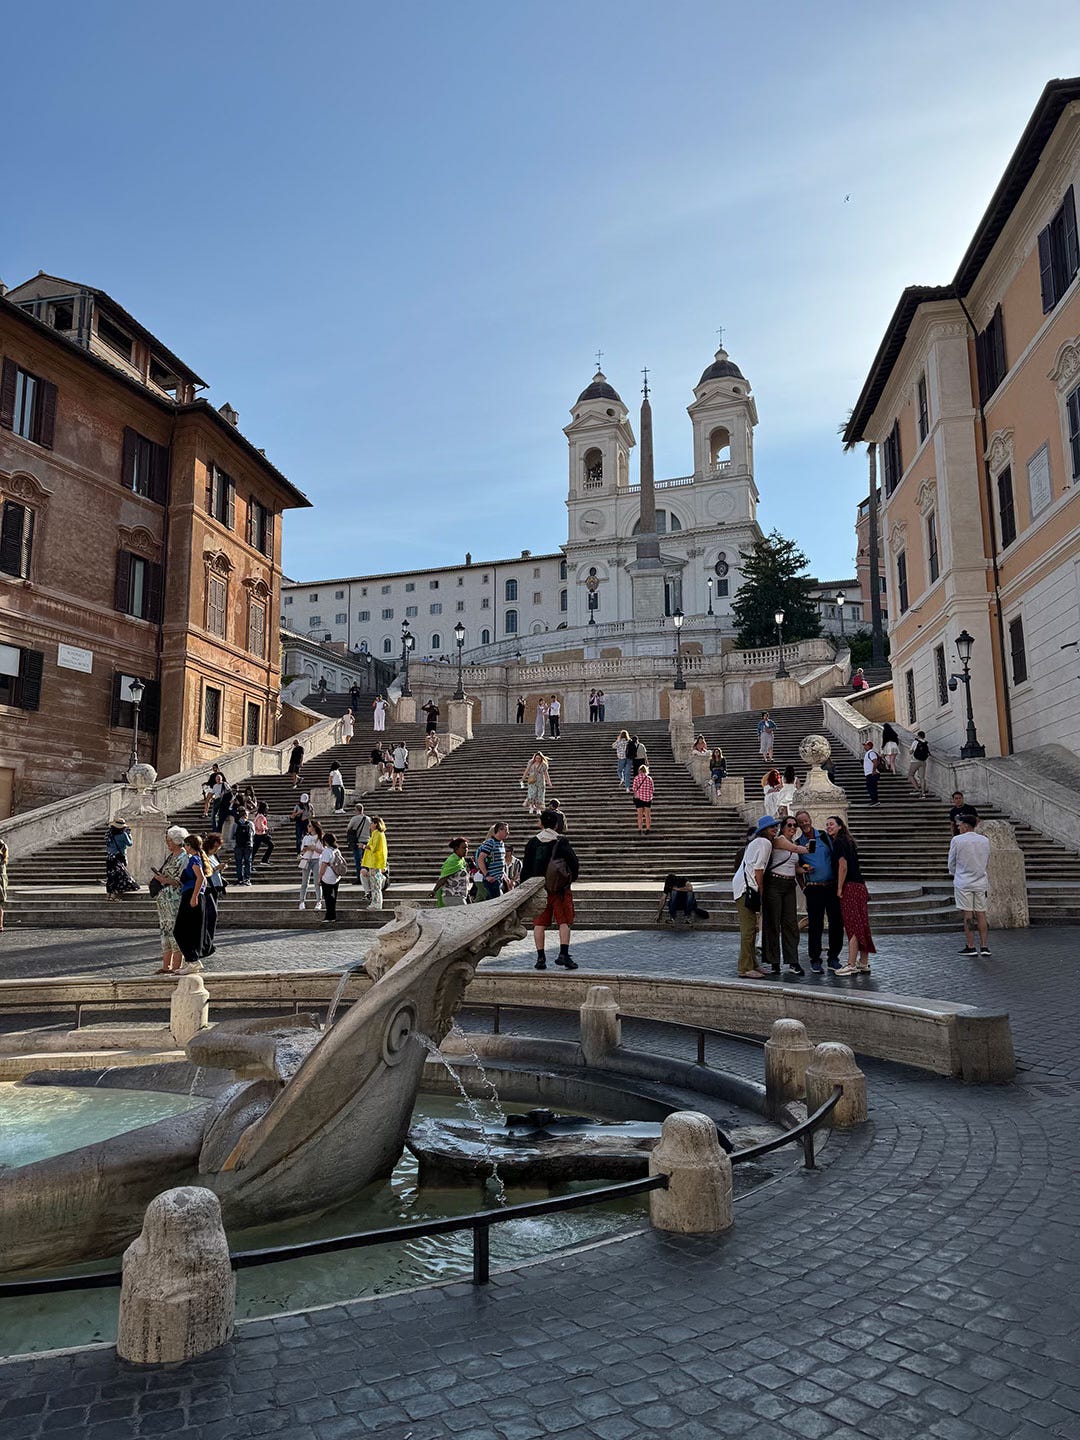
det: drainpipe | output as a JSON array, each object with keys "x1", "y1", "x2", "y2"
[
  {"x1": 152, "y1": 413, "x2": 177, "y2": 772},
  {"x1": 955, "y1": 290, "x2": 1015, "y2": 756}
]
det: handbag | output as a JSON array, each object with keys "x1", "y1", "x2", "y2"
[
  {"x1": 741, "y1": 862, "x2": 761, "y2": 912},
  {"x1": 148, "y1": 854, "x2": 168, "y2": 899}
]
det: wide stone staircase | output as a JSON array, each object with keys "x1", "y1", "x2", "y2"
[{"x1": 6, "y1": 696, "x2": 1079, "y2": 933}]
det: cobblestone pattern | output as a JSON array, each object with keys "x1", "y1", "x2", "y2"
[{"x1": 1, "y1": 927, "x2": 1079, "y2": 1437}]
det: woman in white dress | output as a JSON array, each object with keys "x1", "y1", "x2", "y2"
[
  {"x1": 372, "y1": 695, "x2": 387, "y2": 733},
  {"x1": 533, "y1": 700, "x2": 547, "y2": 740}
]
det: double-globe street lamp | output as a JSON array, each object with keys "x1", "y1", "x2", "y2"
[
  {"x1": 400, "y1": 620, "x2": 415, "y2": 698},
  {"x1": 774, "y1": 609, "x2": 790, "y2": 679},
  {"x1": 672, "y1": 606, "x2": 686, "y2": 690},
  {"x1": 948, "y1": 628, "x2": 986, "y2": 759},
  {"x1": 453, "y1": 620, "x2": 466, "y2": 701}
]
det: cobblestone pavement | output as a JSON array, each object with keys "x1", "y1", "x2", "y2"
[{"x1": 1, "y1": 924, "x2": 1079, "y2": 1438}]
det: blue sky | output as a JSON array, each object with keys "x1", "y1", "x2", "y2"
[{"x1": 5, "y1": 2, "x2": 1079, "y2": 583}]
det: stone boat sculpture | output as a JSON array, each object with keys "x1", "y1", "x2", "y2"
[{"x1": 0, "y1": 884, "x2": 539, "y2": 1273}]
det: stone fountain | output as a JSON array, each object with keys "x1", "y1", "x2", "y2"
[{"x1": 0, "y1": 884, "x2": 540, "y2": 1273}]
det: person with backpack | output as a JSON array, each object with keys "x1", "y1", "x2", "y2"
[
  {"x1": 793, "y1": 809, "x2": 844, "y2": 973},
  {"x1": 290, "y1": 793, "x2": 314, "y2": 854},
  {"x1": 909, "y1": 731, "x2": 930, "y2": 796},
  {"x1": 521, "y1": 809, "x2": 579, "y2": 970},
  {"x1": 232, "y1": 807, "x2": 256, "y2": 886},
  {"x1": 251, "y1": 802, "x2": 275, "y2": 868},
  {"x1": 346, "y1": 803, "x2": 372, "y2": 883},
  {"x1": 318, "y1": 831, "x2": 346, "y2": 923},
  {"x1": 433, "y1": 836, "x2": 470, "y2": 907}
]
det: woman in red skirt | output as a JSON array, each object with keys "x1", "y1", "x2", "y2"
[{"x1": 826, "y1": 815, "x2": 876, "y2": 975}]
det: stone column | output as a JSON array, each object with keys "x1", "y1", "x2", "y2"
[
  {"x1": 719, "y1": 776, "x2": 745, "y2": 808},
  {"x1": 764, "y1": 1018, "x2": 814, "y2": 1118},
  {"x1": 648, "y1": 1111, "x2": 733, "y2": 1234},
  {"x1": 124, "y1": 812, "x2": 169, "y2": 886},
  {"x1": 171, "y1": 974, "x2": 210, "y2": 1047},
  {"x1": 116, "y1": 1187, "x2": 235, "y2": 1365},
  {"x1": 580, "y1": 985, "x2": 621, "y2": 1064},
  {"x1": 667, "y1": 690, "x2": 694, "y2": 762},
  {"x1": 976, "y1": 819, "x2": 1028, "y2": 928},
  {"x1": 353, "y1": 763, "x2": 383, "y2": 796},
  {"x1": 790, "y1": 734, "x2": 847, "y2": 828},
  {"x1": 687, "y1": 752, "x2": 712, "y2": 797},
  {"x1": 804, "y1": 1042, "x2": 867, "y2": 1127},
  {"x1": 394, "y1": 695, "x2": 417, "y2": 726},
  {"x1": 447, "y1": 698, "x2": 473, "y2": 741}
]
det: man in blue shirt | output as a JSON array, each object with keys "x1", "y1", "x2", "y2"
[
  {"x1": 794, "y1": 809, "x2": 844, "y2": 972},
  {"x1": 475, "y1": 822, "x2": 508, "y2": 901}
]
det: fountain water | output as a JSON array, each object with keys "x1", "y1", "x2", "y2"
[
  {"x1": 324, "y1": 959, "x2": 370, "y2": 1030},
  {"x1": 92, "y1": 1067, "x2": 117, "y2": 1088},
  {"x1": 414, "y1": 1032, "x2": 507, "y2": 1205}
]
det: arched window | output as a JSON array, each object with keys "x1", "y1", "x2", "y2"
[
  {"x1": 505, "y1": 609, "x2": 518, "y2": 635},
  {"x1": 430, "y1": 633, "x2": 441, "y2": 651},
  {"x1": 382, "y1": 637, "x2": 392, "y2": 654},
  {"x1": 709, "y1": 426, "x2": 731, "y2": 467},
  {"x1": 505, "y1": 578, "x2": 518, "y2": 601},
  {"x1": 480, "y1": 627, "x2": 491, "y2": 645},
  {"x1": 559, "y1": 588, "x2": 567, "y2": 612},
  {"x1": 631, "y1": 508, "x2": 681, "y2": 535},
  {"x1": 583, "y1": 448, "x2": 603, "y2": 489}
]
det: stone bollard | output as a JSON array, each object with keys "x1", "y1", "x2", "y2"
[
  {"x1": 117, "y1": 1187, "x2": 235, "y2": 1365},
  {"x1": 580, "y1": 985, "x2": 621, "y2": 1064},
  {"x1": 648, "y1": 1111, "x2": 732, "y2": 1234},
  {"x1": 804, "y1": 1042, "x2": 867, "y2": 1128},
  {"x1": 394, "y1": 694, "x2": 417, "y2": 726},
  {"x1": 764, "y1": 1018, "x2": 814, "y2": 1118},
  {"x1": 170, "y1": 973, "x2": 210, "y2": 1047},
  {"x1": 687, "y1": 752, "x2": 712, "y2": 796},
  {"x1": 447, "y1": 698, "x2": 473, "y2": 741},
  {"x1": 977, "y1": 819, "x2": 1028, "y2": 929}
]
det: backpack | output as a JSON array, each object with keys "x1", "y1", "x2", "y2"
[
  {"x1": 913, "y1": 740, "x2": 930, "y2": 761},
  {"x1": 544, "y1": 841, "x2": 573, "y2": 895}
]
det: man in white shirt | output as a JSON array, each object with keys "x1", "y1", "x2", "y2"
[
  {"x1": 862, "y1": 739, "x2": 880, "y2": 805},
  {"x1": 948, "y1": 810, "x2": 992, "y2": 956},
  {"x1": 548, "y1": 695, "x2": 562, "y2": 738},
  {"x1": 732, "y1": 816, "x2": 776, "y2": 978},
  {"x1": 392, "y1": 742, "x2": 408, "y2": 791}
]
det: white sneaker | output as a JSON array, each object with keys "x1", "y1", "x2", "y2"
[
  {"x1": 315, "y1": 902, "x2": 324, "y2": 911},
  {"x1": 298, "y1": 902, "x2": 306, "y2": 910}
]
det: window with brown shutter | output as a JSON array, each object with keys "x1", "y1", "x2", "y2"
[
  {"x1": 114, "y1": 550, "x2": 161, "y2": 620},
  {"x1": 248, "y1": 597, "x2": 266, "y2": 657},
  {"x1": 207, "y1": 574, "x2": 227, "y2": 637},
  {"x1": 976, "y1": 305, "x2": 1007, "y2": 404},
  {"x1": 1, "y1": 647, "x2": 45, "y2": 711},
  {"x1": 0, "y1": 502, "x2": 34, "y2": 578},
  {"x1": 1009, "y1": 617, "x2": 1028, "y2": 685},
  {"x1": 122, "y1": 428, "x2": 169, "y2": 504},
  {"x1": 0, "y1": 360, "x2": 56, "y2": 447},
  {"x1": 1038, "y1": 186, "x2": 1079, "y2": 314}
]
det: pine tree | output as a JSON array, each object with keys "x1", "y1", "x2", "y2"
[{"x1": 732, "y1": 531, "x2": 823, "y2": 648}]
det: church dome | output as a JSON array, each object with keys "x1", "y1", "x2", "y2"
[
  {"x1": 576, "y1": 370, "x2": 623, "y2": 404},
  {"x1": 698, "y1": 346, "x2": 745, "y2": 385}
]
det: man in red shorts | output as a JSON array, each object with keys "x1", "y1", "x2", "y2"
[{"x1": 521, "y1": 808, "x2": 579, "y2": 971}]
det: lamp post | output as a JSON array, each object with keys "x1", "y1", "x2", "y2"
[
  {"x1": 774, "y1": 609, "x2": 789, "y2": 679},
  {"x1": 672, "y1": 606, "x2": 686, "y2": 690},
  {"x1": 400, "y1": 621, "x2": 415, "y2": 697},
  {"x1": 952, "y1": 629, "x2": 986, "y2": 759},
  {"x1": 835, "y1": 589, "x2": 846, "y2": 641},
  {"x1": 453, "y1": 620, "x2": 466, "y2": 701},
  {"x1": 127, "y1": 676, "x2": 146, "y2": 769},
  {"x1": 706, "y1": 576, "x2": 714, "y2": 616}
]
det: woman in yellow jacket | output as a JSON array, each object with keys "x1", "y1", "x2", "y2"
[{"x1": 360, "y1": 817, "x2": 388, "y2": 910}]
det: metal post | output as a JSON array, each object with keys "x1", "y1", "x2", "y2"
[
  {"x1": 454, "y1": 637, "x2": 465, "y2": 701},
  {"x1": 801, "y1": 1130, "x2": 816, "y2": 1169},
  {"x1": 960, "y1": 664, "x2": 985, "y2": 758},
  {"x1": 696, "y1": 1031, "x2": 706, "y2": 1066},
  {"x1": 775, "y1": 625, "x2": 789, "y2": 678},
  {"x1": 673, "y1": 608, "x2": 686, "y2": 690},
  {"x1": 472, "y1": 1221, "x2": 490, "y2": 1284}
]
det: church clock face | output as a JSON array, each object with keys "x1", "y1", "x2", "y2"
[
  {"x1": 709, "y1": 490, "x2": 737, "y2": 521},
  {"x1": 579, "y1": 510, "x2": 605, "y2": 535}
]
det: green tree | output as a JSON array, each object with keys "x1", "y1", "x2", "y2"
[{"x1": 732, "y1": 531, "x2": 823, "y2": 648}]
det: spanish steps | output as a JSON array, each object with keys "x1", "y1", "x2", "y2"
[{"x1": 5, "y1": 692, "x2": 1079, "y2": 933}]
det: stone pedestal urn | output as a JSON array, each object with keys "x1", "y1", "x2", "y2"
[
  {"x1": 649, "y1": 1111, "x2": 732, "y2": 1234},
  {"x1": 805, "y1": 1042, "x2": 867, "y2": 1128},
  {"x1": 791, "y1": 734, "x2": 848, "y2": 828}
]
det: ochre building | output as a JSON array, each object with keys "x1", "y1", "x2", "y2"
[
  {"x1": 845, "y1": 78, "x2": 1080, "y2": 758},
  {"x1": 0, "y1": 273, "x2": 309, "y2": 815}
]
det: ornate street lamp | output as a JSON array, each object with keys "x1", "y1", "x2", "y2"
[
  {"x1": 127, "y1": 676, "x2": 146, "y2": 769},
  {"x1": 775, "y1": 608, "x2": 790, "y2": 678},
  {"x1": 951, "y1": 629, "x2": 986, "y2": 758},
  {"x1": 400, "y1": 620, "x2": 415, "y2": 697},
  {"x1": 835, "y1": 589, "x2": 846, "y2": 640},
  {"x1": 706, "y1": 576, "x2": 714, "y2": 617},
  {"x1": 453, "y1": 620, "x2": 466, "y2": 701},
  {"x1": 672, "y1": 606, "x2": 686, "y2": 690}
]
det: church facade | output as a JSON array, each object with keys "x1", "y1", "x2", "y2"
[{"x1": 281, "y1": 346, "x2": 763, "y2": 664}]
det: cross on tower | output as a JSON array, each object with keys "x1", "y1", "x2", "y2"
[
  {"x1": 715, "y1": 326, "x2": 725, "y2": 348},
  {"x1": 641, "y1": 364, "x2": 650, "y2": 398},
  {"x1": 594, "y1": 348, "x2": 603, "y2": 371}
]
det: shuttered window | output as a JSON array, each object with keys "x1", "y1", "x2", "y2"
[
  {"x1": 926, "y1": 512, "x2": 939, "y2": 584},
  {"x1": 207, "y1": 575, "x2": 228, "y2": 638},
  {"x1": 934, "y1": 645, "x2": 948, "y2": 707},
  {"x1": 1067, "y1": 386, "x2": 1080, "y2": 483},
  {"x1": 114, "y1": 550, "x2": 163, "y2": 621},
  {"x1": 976, "y1": 305, "x2": 1007, "y2": 404},
  {"x1": 206, "y1": 465, "x2": 236, "y2": 528},
  {"x1": 121, "y1": 428, "x2": 169, "y2": 503},
  {"x1": 1038, "y1": 185, "x2": 1079, "y2": 314},
  {"x1": 0, "y1": 358, "x2": 57, "y2": 448},
  {"x1": 882, "y1": 420, "x2": 903, "y2": 495},
  {"x1": 905, "y1": 669, "x2": 917, "y2": 726},
  {"x1": 917, "y1": 374, "x2": 929, "y2": 443},
  {"x1": 1009, "y1": 617, "x2": 1028, "y2": 685},
  {"x1": 0, "y1": 645, "x2": 44, "y2": 710},
  {"x1": 895, "y1": 551, "x2": 909, "y2": 614},
  {"x1": 246, "y1": 496, "x2": 273, "y2": 556},
  {"x1": 997, "y1": 466, "x2": 1017, "y2": 548},
  {"x1": 0, "y1": 502, "x2": 34, "y2": 578},
  {"x1": 247, "y1": 597, "x2": 266, "y2": 657}
]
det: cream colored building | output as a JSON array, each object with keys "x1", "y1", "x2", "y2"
[{"x1": 845, "y1": 77, "x2": 1080, "y2": 759}]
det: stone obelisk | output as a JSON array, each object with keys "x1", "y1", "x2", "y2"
[{"x1": 629, "y1": 368, "x2": 666, "y2": 620}]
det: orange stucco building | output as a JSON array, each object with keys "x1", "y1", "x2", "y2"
[
  {"x1": 845, "y1": 78, "x2": 1080, "y2": 760},
  {"x1": 0, "y1": 274, "x2": 310, "y2": 815}
]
